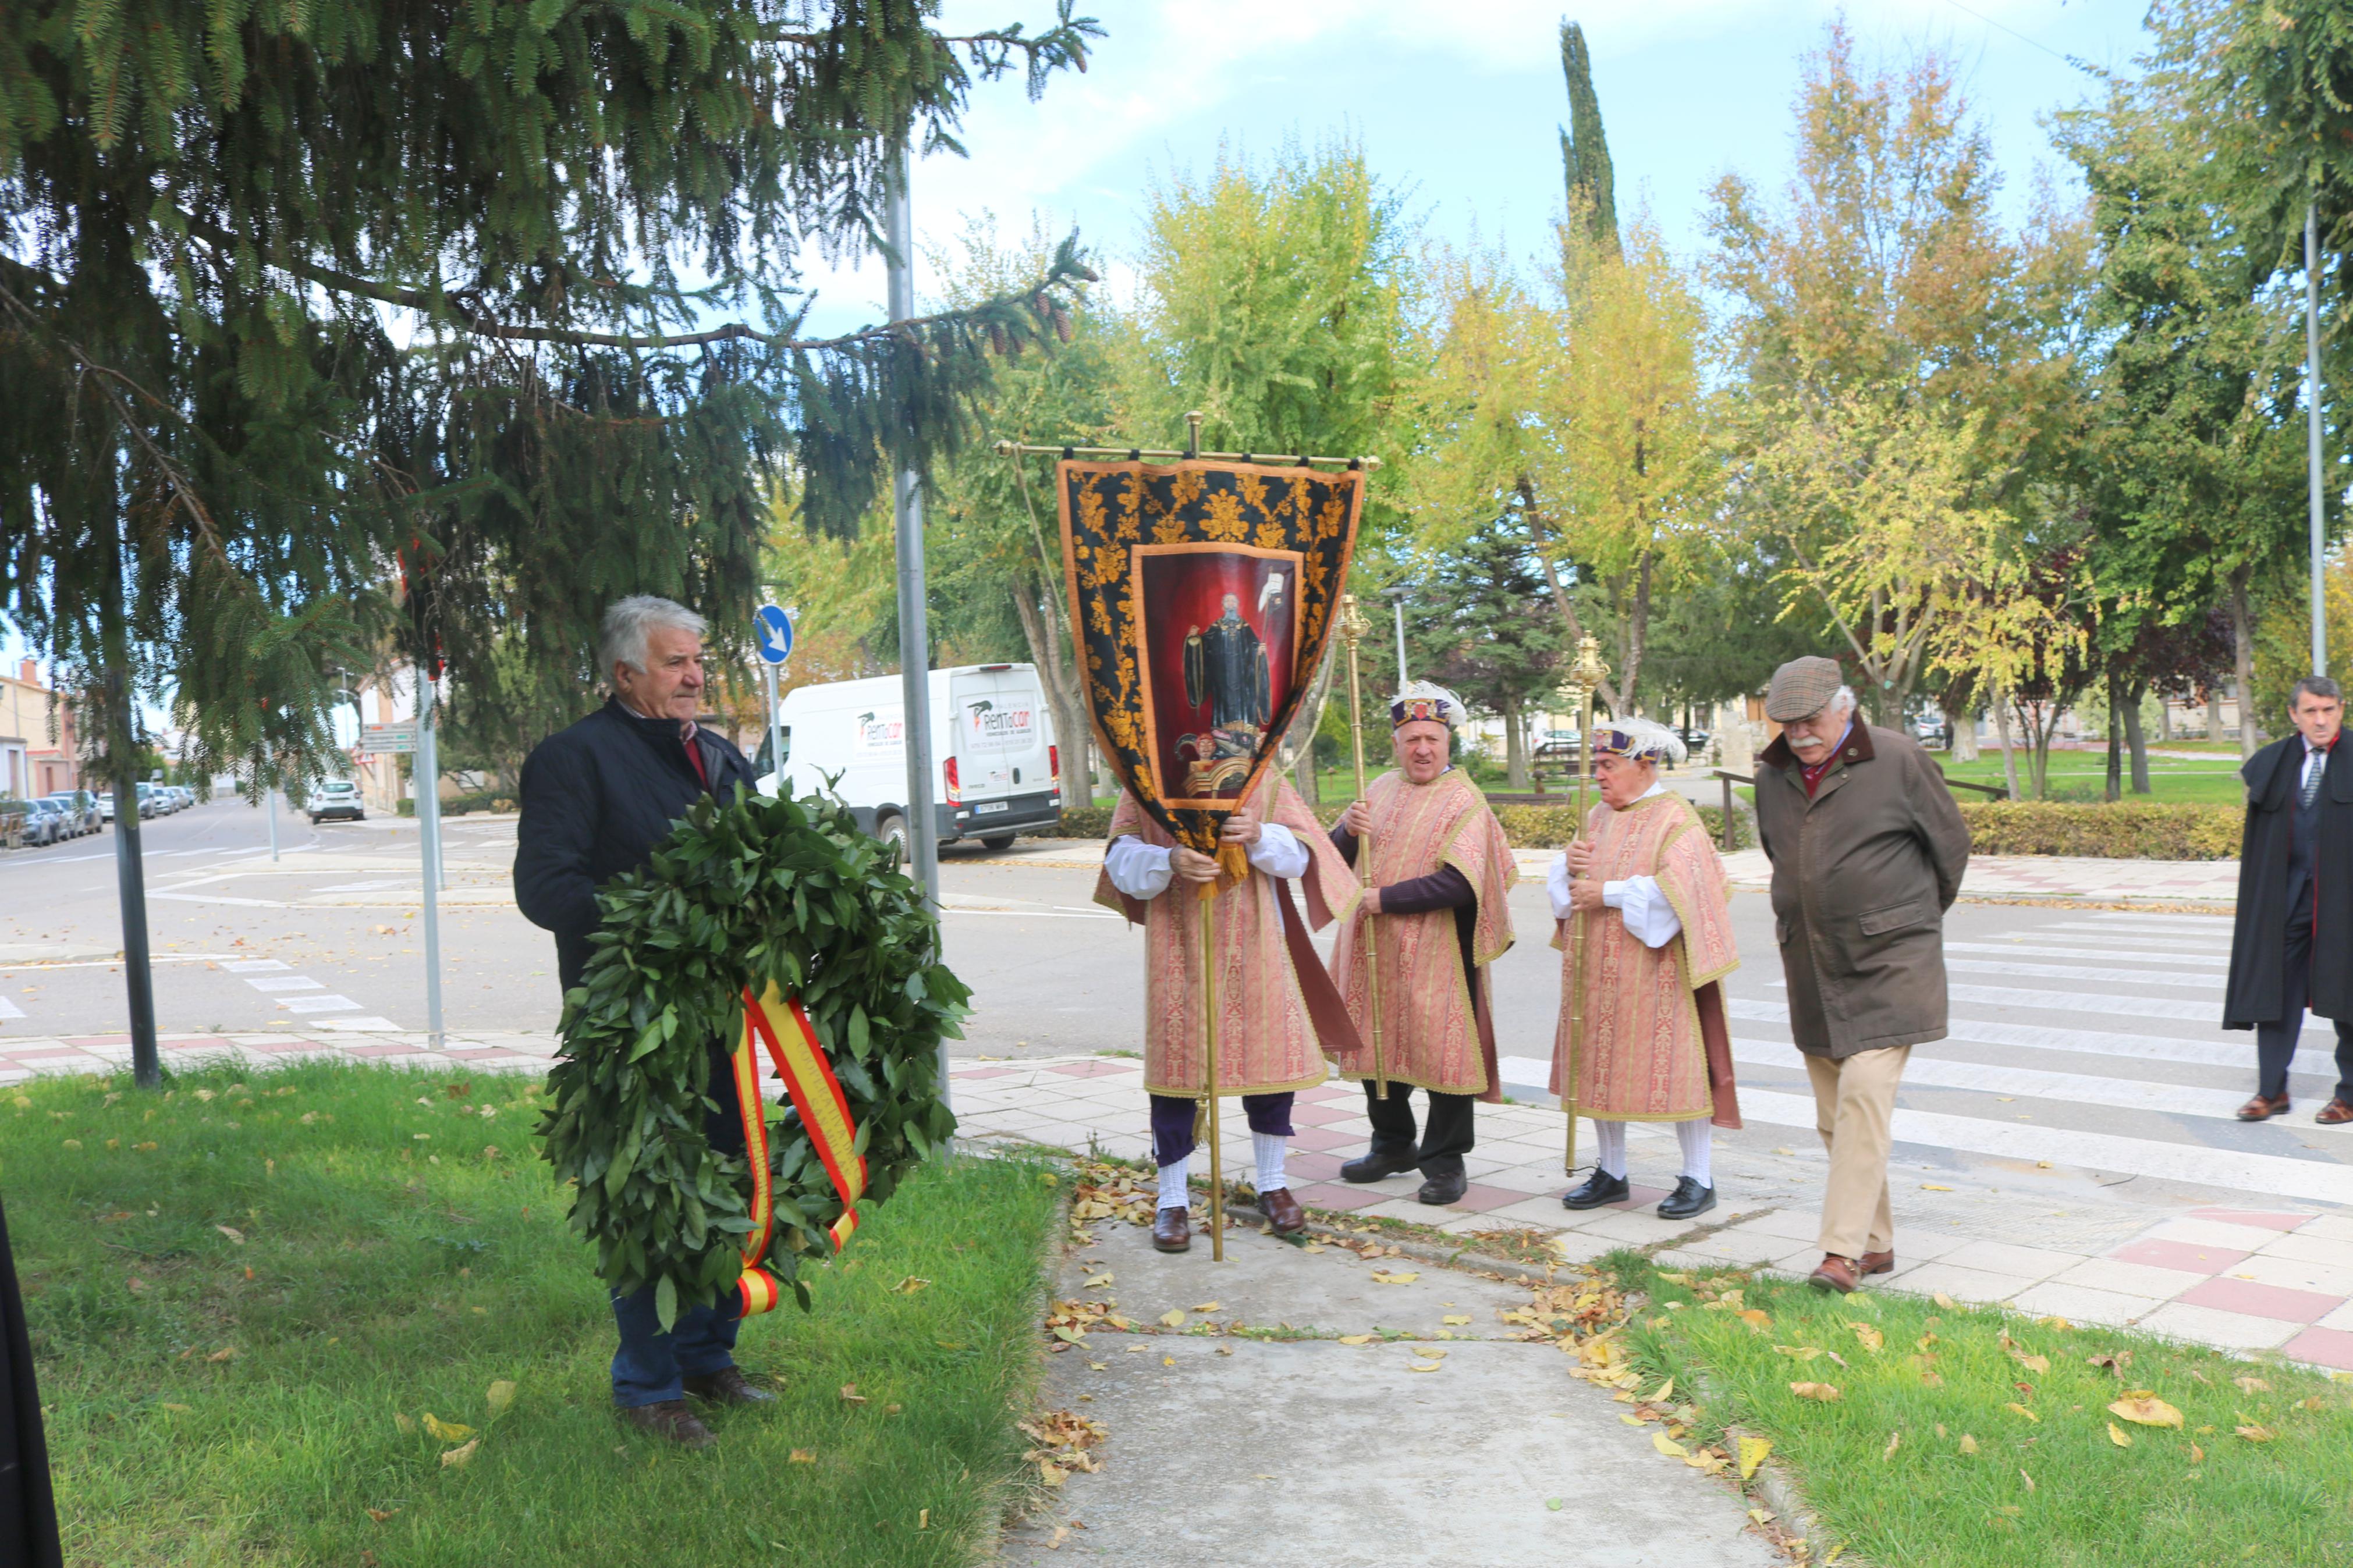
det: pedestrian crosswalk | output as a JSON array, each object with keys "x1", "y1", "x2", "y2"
[{"x1": 1499, "y1": 909, "x2": 2353, "y2": 1210}]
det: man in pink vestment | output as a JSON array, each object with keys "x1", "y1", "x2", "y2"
[
  {"x1": 1551, "y1": 719, "x2": 1742, "y2": 1219},
  {"x1": 1096, "y1": 774, "x2": 1360, "y2": 1253}
]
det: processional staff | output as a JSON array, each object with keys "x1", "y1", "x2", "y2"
[
  {"x1": 1335, "y1": 593, "x2": 1387, "y2": 1097},
  {"x1": 1561, "y1": 634, "x2": 1610, "y2": 1176}
]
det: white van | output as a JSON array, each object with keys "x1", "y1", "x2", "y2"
[{"x1": 753, "y1": 663, "x2": 1063, "y2": 851}]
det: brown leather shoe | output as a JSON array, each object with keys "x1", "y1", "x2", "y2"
[
  {"x1": 2317, "y1": 1098, "x2": 2353, "y2": 1126},
  {"x1": 619, "y1": 1399, "x2": 716, "y2": 1448},
  {"x1": 1259, "y1": 1187, "x2": 1308, "y2": 1236},
  {"x1": 1152, "y1": 1204, "x2": 1191, "y2": 1253},
  {"x1": 2236, "y1": 1093, "x2": 2291, "y2": 1122},
  {"x1": 1858, "y1": 1249, "x2": 1895, "y2": 1277},
  {"x1": 1807, "y1": 1254, "x2": 1861, "y2": 1295},
  {"x1": 682, "y1": 1366, "x2": 775, "y2": 1407}
]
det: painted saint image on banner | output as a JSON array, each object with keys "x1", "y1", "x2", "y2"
[{"x1": 1134, "y1": 544, "x2": 1302, "y2": 808}]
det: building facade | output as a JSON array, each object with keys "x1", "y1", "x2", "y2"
[{"x1": 0, "y1": 660, "x2": 77, "y2": 799}]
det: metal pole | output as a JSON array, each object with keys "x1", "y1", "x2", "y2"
[
  {"x1": 416, "y1": 666, "x2": 445, "y2": 1048},
  {"x1": 266, "y1": 784, "x2": 279, "y2": 861},
  {"x1": 1199, "y1": 893, "x2": 1225, "y2": 1262},
  {"x1": 884, "y1": 135, "x2": 949, "y2": 1143},
  {"x1": 1391, "y1": 598, "x2": 1409, "y2": 689},
  {"x1": 2309, "y1": 203, "x2": 2329, "y2": 678},
  {"x1": 107, "y1": 670, "x2": 159, "y2": 1090},
  {"x1": 762, "y1": 660, "x2": 784, "y2": 797}
]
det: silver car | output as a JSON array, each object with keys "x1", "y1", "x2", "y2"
[{"x1": 42, "y1": 791, "x2": 101, "y2": 835}]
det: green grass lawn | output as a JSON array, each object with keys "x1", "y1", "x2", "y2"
[
  {"x1": 10, "y1": 1061, "x2": 1060, "y2": 1567},
  {"x1": 1614, "y1": 1257, "x2": 2353, "y2": 1568},
  {"x1": 1932, "y1": 753, "x2": 2249, "y2": 804}
]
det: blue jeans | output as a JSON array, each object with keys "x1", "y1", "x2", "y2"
[
  {"x1": 611, "y1": 1285, "x2": 743, "y2": 1408},
  {"x1": 611, "y1": 1037, "x2": 747, "y2": 1407}
]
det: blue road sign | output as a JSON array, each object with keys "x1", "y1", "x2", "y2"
[{"x1": 754, "y1": 604, "x2": 794, "y2": 665}]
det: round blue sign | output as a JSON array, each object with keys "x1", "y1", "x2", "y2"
[{"x1": 754, "y1": 604, "x2": 794, "y2": 664}]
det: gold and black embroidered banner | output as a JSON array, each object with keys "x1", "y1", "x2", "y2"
[{"x1": 1059, "y1": 459, "x2": 1366, "y2": 858}]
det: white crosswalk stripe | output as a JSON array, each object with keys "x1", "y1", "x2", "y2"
[
  {"x1": 1942, "y1": 940, "x2": 2230, "y2": 968},
  {"x1": 1724, "y1": 996, "x2": 2345, "y2": 1075},
  {"x1": 1942, "y1": 957, "x2": 2222, "y2": 989},
  {"x1": 1727, "y1": 1036, "x2": 2258, "y2": 1121}
]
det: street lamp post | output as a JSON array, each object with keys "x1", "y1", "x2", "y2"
[
  {"x1": 2308, "y1": 203, "x2": 2329, "y2": 679},
  {"x1": 1382, "y1": 584, "x2": 1411, "y2": 689}
]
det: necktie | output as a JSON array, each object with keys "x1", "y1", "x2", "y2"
[{"x1": 2304, "y1": 747, "x2": 2326, "y2": 808}]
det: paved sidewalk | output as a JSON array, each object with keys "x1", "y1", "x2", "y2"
[{"x1": 954, "y1": 1055, "x2": 2353, "y2": 1375}]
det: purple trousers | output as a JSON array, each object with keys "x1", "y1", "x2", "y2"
[{"x1": 1149, "y1": 1092, "x2": 1294, "y2": 1168}]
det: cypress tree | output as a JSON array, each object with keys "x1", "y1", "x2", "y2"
[
  {"x1": 0, "y1": 1, "x2": 1101, "y2": 783},
  {"x1": 1558, "y1": 20, "x2": 1620, "y2": 258}
]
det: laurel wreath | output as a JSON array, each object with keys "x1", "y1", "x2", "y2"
[{"x1": 538, "y1": 789, "x2": 967, "y2": 1318}]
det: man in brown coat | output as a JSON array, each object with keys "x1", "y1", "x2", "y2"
[{"x1": 1754, "y1": 657, "x2": 1971, "y2": 1294}]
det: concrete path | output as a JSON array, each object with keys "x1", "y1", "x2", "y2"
[{"x1": 997, "y1": 1210, "x2": 1783, "y2": 1568}]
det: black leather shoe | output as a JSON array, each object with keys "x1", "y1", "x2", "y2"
[
  {"x1": 1340, "y1": 1149, "x2": 1419, "y2": 1183},
  {"x1": 682, "y1": 1367, "x2": 776, "y2": 1406},
  {"x1": 1416, "y1": 1170, "x2": 1467, "y2": 1206},
  {"x1": 1560, "y1": 1169, "x2": 1630, "y2": 1210},
  {"x1": 1656, "y1": 1176, "x2": 1716, "y2": 1220}
]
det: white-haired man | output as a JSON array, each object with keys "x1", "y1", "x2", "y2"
[
  {"x1": 1550, "y1": 720, "x2": 1742, "y2": 1219},
  {"x1": 1325, "y1": 682, "x2": 1517, "y2": 1206},
  {"x1": 1753, "y1": 656, "x2": 1969, "y2": 1294},
  {"x1": 516, "y1": 595, "x2": 769, "y2": 1446}
]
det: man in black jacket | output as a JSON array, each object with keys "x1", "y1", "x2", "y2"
[
  {"x1": 515, "y1": 595, "x2": 771, "y2": 1448},
  {"x1": 2223, "y1": 675, "x2": 2353, "y2": 1126}
]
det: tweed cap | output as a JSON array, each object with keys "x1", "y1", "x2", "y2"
[{"x1": 1765, "y1": 656, "x2": 1846, "y2": 722}]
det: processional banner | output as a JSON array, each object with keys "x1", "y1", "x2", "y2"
[{"x1": 1059, "y1": 460, "x2": 1366, "y2": 866}]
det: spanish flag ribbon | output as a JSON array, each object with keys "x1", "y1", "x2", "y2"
[{"x1": 731, "y1": 982, "x2": 868, "y2": 1316}]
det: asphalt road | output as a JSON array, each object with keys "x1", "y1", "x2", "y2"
[{"x1": 5, "y1": 799, "x2": 2350, "y2": 1214}]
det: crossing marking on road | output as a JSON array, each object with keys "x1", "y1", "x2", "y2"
[
  {"x1": 1723, "y1": 995, "x2": 2344, "y2": 1075},
  {"x1": 1726, "y1": 1036, "x2": 2262, "y2": 1121},
  {"x1": 1943, "y1": 941, "x2": 2229, "y2": 967},
  {"x1": 0, "y1": 997, "x2": 23, "y2": 1020},
  {"x1": 1943, "y1": 957, "x2": 2222, "y2": 989},
  {"x1": 243, "y1": 977, "x2": 325, "y2": 994},
  {"x1": 1944, "y1": 982, "x2": 2215, "y2": 1021}
]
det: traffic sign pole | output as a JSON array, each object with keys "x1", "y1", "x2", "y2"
[
  {"x1": 762, "y1": 662, "x2": 783, "y2": 795},
  {"x1": 416, "y1": 665, "x2": 445, "y2": 1048},
  {"x1": 753, "y1": 603, "x2": 794, "y2": 798}
]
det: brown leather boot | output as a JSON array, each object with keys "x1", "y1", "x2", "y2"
[
  {"x1": 1808, "y1": 1254, "x2": 1861, "y2": 1295},
  {"x1": 1152, "y1": 1205, "x2": 1191, "y2": 1253},
  {"x1": 1259, "y1": 1187, "x2": 1307, "y2": 1236},
  {"x1": 619, "y1": 1399, "x2": 716, "y2": 1448},
  {"x1": 1858, "y1": 1249, "x2": 1895, "y2": 1277},
  {"x1": 682, "y1": 1367, "x2": 775, "y2": 1407}
]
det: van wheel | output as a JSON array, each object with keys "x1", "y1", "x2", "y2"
[
  {"x1": 878, "y1": 812, "x2": 910, "y2": 860},
  {"x1": 980, "y1": 833, "x2": 1016, "y2": 851}
]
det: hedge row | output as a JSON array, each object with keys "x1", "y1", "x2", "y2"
[{"x1": 1953, "y1": 801, "x2": 2241, "y2": 860}]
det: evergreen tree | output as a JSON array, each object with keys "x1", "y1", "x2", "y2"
[
  {"x1": 1403, "y1": 513, "x2": 1566, "y2": 790},
  {"x1": 1558, "y1": 20, "x2": 1619, "y2": 258},
  {"x1": 0, "y1": 1, "x2": 1100, "y2": 788}
]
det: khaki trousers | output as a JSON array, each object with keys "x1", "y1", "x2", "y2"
[{"x1": 1802, "y1": 1045, "x2": 1911, "y2": 1260}]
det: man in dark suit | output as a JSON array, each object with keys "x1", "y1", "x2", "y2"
[
  {"x1": 514, "y1": 595, "x2": 769, "y2": 1448},
  {"x1": 2223, "y1": 675, "x2": 2353, "y2": 1125}
]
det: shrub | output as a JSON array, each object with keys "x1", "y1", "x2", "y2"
[
  {"x1": 1953, "y1": 801, "x2": 2241, "y2": 859},
  {"x1": 1048, "y1": 804, "x2": 1113, "y2": 839}
]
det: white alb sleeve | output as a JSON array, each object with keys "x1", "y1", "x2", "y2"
[
  {"x1": 1247, "y1": 823, "x2": 1310, "y2": 880},
  {"x1": 1103, "y1": 835, "x2": 1176, "y2": 899},
  {"x1": 1547, "y1": 851, "x2": 1574, "y2": 920},
  {"x1": 1602, "y1": 875, "x2": 1682, "y2": 948}
]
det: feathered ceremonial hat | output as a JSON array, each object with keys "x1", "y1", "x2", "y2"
[
  {"x1": 1591, "y1": 717, "x2": 1686, "y2": 766},
  {"x1": 1390, "y1": 680, "x2": 1464, "y2": 731}
]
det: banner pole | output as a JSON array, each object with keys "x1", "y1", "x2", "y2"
[
  {"x1": 1561, "y1": 637, "x2": 1609, "y2": 1176},
  {"x1": 1200, "y1": 891, "x2": 1225, "y2": 1262},
  {"x1": 1336, "y1": 595, "x2": 1385, "y2": 1096}
]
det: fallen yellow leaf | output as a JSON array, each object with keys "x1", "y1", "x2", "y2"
[
  {"x1": 1774, "y1": 1345, "x2": 1822, "y2": 1361},
  {"x1": 206, "y1": 1347, "x2": 238, "y2": 1363},
  {"x1": 1738, "y1": 1436, "x2": 1772, "y2": 1480},
  {"x1": 789, "y1": 1449, "x2": 816, "y2": 1464},
  {"x1": 839, "y1": 1384, "x2": 867, "y2": 1405},
  {"x1": 2189, "y1": 1442, "x2": 2205, "y2": 1463},
  {"x1": 1369, "y1": 1271, "x2": 1419, "y2": 1284},
  {"x1": 1790, "y1": 1382, "x2": 1841, "y2": 1403},
  {"x1": 439, "y1": 1438, "x2": 479, "y2": 1469},
  {"x1": 892, "y1": 1277, "x2": 932, "y2": 1295},
  {"x1": 1039, "y1": 1460, "x2": 1066, "y2": 1487},
  {"x1": 1408, "y1": 1360, "x2": 1443, "y2": 1373},
  {"x1": 1442, "y1": 1315, "x2": 1472, "y2": 1326},
  {"x1": 1738, "y1": 1309, "x2": 1773, "y2": 1328},
  {"x1": 2108, "y1": 1395, "x2": 2184, "y2": 1429},
  {"x1": 421, "y1": 1413, "x2": 475, "y2": 1442},
  {"x1": 1849, "y1": 1322, "x2": 1884, "y2": 1353},
  {"x1": 393, "y1": 1413, "x2": 416, "y2": 1434},
  {"x1": 365, "y1": 1508, "x2": 398, "y2": 1523},
  {"x1": 1882, "y1": 1430, "x2": 1901, "y2": 1460},
  {"x1": 1645, "y1": 1377, "x2": 1676, "y2": 1403},
  {"x1": 1160, "y1": 1310, "x2": 1187, "y2": 1328},
  {"x1": 2107, "y1": 1423, "x2": 2132, "y2": 1448},
  {"x1": 1653, "y1": 1433, "x2": 1689, "y2": 1459},
  {"x1": 2231, "y1": 1375, "x2": 2270, "y2": 1394},
  {"x1": 215, "y1": 1225, "x2": 245, "y2": 1245},
  {"x1": 2005, "y1": 1403, "x2": 2039, "y2": 1423},
  {"x1": 2020, "y1": 1469, "x2": 2035, "y2": 1494},
  {"x1": 1621, "y1": 1413, "x2": 1648, "y2": 1426},
  {"x1": 1191, "y1": 1302, "x2": 1223, "y2": 1313},
  {"x1": 485, "y1": 1380, "x2": 516, "y2": 1416},
  {"x1": 1920, "y1": 1183, "x2": 1954, "y2": 1192},
  {"x1": 2234, "y1": 1424, "x2": 2275, "y2": 1443},
  {"x1": 1337, "y1": 1334, "x2": 1375, "y2": 1345},
  {"x1": 1933, "y1": 1292, "x2": 1958, "y2": 1310},
  {"x1": 1958, "y1": 1434, "x2": 1979, "y2": 1455}
]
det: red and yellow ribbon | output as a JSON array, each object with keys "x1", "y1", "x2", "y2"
[{"x1": 732, "y1": 981, "x2": 868, "y2": 1317}]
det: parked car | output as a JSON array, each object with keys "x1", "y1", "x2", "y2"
[
  {"x1": 309, "y1": 779, "x2": 366, "y2": 824},
  {"x1": 1673, "y1": 726, "x2": 1712, "y2": 756},
  {"x1": 132, "y1": 783, "x2": 162, "y2": 818},
  {"x1": 20, "y1": 799, "x2": 65, "y2": 847},
  {"x1": 95, "y1": 791, "x2": 115, "y2": 822},
  {"x1": 1913, "y1": 713, "x2": 1951, "y2": 749},
  {"x1": 41, "y1": 791, "x2": 101, "y2": 836},
  {"x1": 172, "y1": 785, "x2": 196, "y2": 810},
  {"x1": 1532, "y1": 738, "x2": 1591, "y2": 776}
]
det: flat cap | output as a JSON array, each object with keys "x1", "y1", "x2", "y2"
[{"x1": 1765, "y1": 656, "x2": 1845, "y2": 723}]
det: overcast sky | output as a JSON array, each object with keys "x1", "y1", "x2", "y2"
[{"x1": 798, "y1": 0, "x2": 2150, "y2": 330}]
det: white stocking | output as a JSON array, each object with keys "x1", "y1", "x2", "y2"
[
  {"x1": 1676, "y1": 1119, "x2": 1713, "y2": 1187},
  {"x1": 1251, "y1": 1132, "x2": 1288, "y2": 1194},
  {"x1": 1157, "y1": 1157, "x2": 1190, "y2": 1210},
  {"x1": 1592, "y1": 1119, "x2": 1628, "y2": 1179}
]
